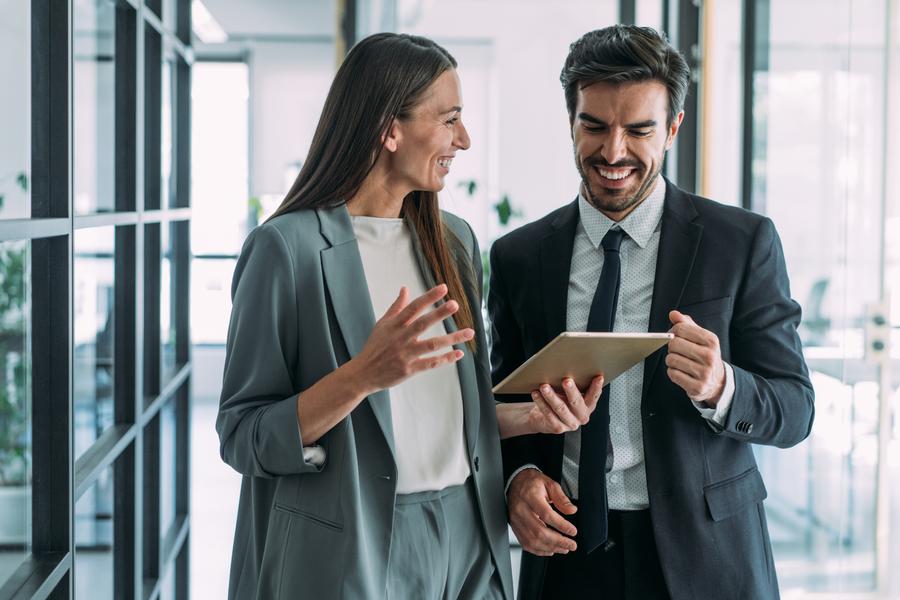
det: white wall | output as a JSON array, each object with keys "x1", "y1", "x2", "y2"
[
  {"x1": 401, "y1": 0, "x2": 619, "y2": 244},
  {"x1": 248, "y1": 41, "x2": 335, "y2": 214}
]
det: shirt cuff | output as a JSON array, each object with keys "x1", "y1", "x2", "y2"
[
  {"x1": 691, "y1": 363, "x2": 735, "y2": 427},
  {"x1": 505, "y1": 464, "x2": 541, "y2": 497},
  {"x1": 297, "y1": 422, "x2": 327, "y2": 467},
  {"x1": 302, "y1": 445, "x2": 326, "y2": 467}
]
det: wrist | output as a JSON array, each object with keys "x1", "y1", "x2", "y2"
[
  {"x1": 496, "y1": 402, "x2": 533, "y2": 439},
  {"x1": 514, "y1": 402, "x2": 534, "y2": 435},
  {"x1": 341, "y1": 357, "x2": 378, "y2": 401},
  {"x1": 699, "y1": 364, "x2": 727, "y2": 407}
]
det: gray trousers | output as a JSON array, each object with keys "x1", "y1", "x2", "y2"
[{"x1": 387, "y1": 478, "x2": 503, "y2": 600}]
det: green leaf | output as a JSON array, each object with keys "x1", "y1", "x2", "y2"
[
  {"x1": 457, "y1": 180, "x2": 478, "y2": 196},
  {"x1": 494, "y1": 194, "x2": 513, "y2": 225},
  {"x1": 15, "y1": 172, "x2": 28, "y2": 192}
]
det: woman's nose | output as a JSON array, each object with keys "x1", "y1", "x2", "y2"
[{"x1": 455, "y1": 120, "x2": 471, "y2": 151}]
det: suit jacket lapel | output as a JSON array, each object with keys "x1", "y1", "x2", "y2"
[
  {"x1": 539, "y1": 200, "x2": 580, "y2": 344},
  {"x1": 317, "y1": 205, "x2": 396, "y2": 460},
  {"x1": 642, "y1": 182, "x2": 703, "y2": 409},
  {"x1": 408, "y1": 226, "x2": 480, "y2": 457}
]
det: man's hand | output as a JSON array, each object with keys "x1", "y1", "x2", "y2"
[
  {"x1": 666, "y1": 310, "x2": 726, "y2": 406},
  {"x1": 507, "y1": 469, "x2": 578, "y2": 556}
]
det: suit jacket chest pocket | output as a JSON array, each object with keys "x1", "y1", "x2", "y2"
[
  {"x1": 273, "y1": 424, "x2": 347, "y2": 530},
  {"x1": 676, "y1": 295, "x2": 732, "y2": 331}
]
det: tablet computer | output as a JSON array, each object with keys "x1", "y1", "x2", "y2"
[{"x1": 492, "y1": 332, "x2": 673, "y2": 395}]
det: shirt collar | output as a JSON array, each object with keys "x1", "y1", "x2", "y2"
[{"x1": 577, "y1": 176, "x2": 666, "y2": 250}]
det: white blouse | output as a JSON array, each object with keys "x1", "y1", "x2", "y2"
[{"x1": 351, "y1": 215, "x2": 471, "y2": 494}]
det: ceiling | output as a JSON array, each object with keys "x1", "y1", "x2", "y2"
[{"x1": 200, "y1": 0, "x2": 336, "y2": 40}]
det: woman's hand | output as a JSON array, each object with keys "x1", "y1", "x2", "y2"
[
  {"x1": 496, "y1": 375, "x2": 604, "y2": 439},
  {"x1": 350, "y1": 284, "x2": 474, "y2": 395}
]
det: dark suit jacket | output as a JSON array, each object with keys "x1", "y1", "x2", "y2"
[
  {"x1": 217, "y1": 205, "x2": 513, "y2": 599},
  {"x1": 488, "y1": 180, "x2": 814, "y2": 600}
]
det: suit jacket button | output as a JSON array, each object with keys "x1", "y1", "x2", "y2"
[
  {"x1": 474, "y1": 456, "x2": 480, "y2": 472},
  {"x1": 746, "y1": 423, "x2": 753, "y2": 434}
]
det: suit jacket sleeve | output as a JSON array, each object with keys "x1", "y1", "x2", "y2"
[
  {"x1": 488, "y1": 239, "x2": 540, "y2": 483},
  {"x1": 719, "y1": 217, "x2": 815, "y2": 447},
  {"x1": 216, "y1": 224, "x2": 325, "y2": 478}
]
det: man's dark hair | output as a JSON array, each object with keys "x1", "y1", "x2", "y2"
[{"x1": 561, "y1": 25, "x2": 690, "y2": 125}]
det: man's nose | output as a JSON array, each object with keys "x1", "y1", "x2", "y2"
[{"x1": 599, "y1": 132, "x2": 628, "y2": 164}]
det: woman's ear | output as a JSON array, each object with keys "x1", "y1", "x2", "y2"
[{"x1": 381, "y1": 120, "x2": 401, "y2": 153}]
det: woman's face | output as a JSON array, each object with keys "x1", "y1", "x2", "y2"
[{"x1": 392, "y1": 69, "x2": 471, "y2": 192}]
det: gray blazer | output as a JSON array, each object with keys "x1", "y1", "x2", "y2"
[{"x1": 217, "y1": 204, "x2": 514, "y2": 599}]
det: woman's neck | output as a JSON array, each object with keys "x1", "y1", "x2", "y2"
[{"x1": 346, "y1": 169, "x2": 409, "y2": 218}]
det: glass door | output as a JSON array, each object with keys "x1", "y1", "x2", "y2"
[{"x1": 747, "y1": 0, "x2": 900, "y2": 596}]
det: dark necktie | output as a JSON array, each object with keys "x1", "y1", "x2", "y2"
[{"x1": 579, "y1": 227, "x2": 625, "y2": 553}]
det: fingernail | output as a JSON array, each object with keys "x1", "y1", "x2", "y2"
[
  {"x1": 541, "y1": 385, "x2": 551, "y2": 393},
  {"x1": 565, "y1": 379, "x2": 573, "y2": 388}
]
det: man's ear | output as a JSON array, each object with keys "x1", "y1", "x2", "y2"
[
  {"x1": 381, "y1": 120, "x2": 402, "y2": 153},
  {"x1": 664, "y1": 111, "x2": 685, "y2": 150}
]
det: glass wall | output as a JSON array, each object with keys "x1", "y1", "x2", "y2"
[
  {"x1": 0, "y1": 0, "x2": 30, "y2": 220},
  {"x1": 704, "y1": 0, "x2": 900, "y2": 596},
  {"x1": 74, "y1": 226, "x2": 116, "y2": 459},
  {"x1": 0, "y1": 1, "x2": 193, "y2": 598},
  {"x1": 0, "y1": 240, "x2": 31, "y2": 584},
  {"x1": 74, "y1": 0, "x2": 117, "y2": 215}
]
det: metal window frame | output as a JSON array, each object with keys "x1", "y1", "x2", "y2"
[
  {"x1": 740, "y1": 0, "x2": 770, "y2": 212},
  {"x1": 0, "y1": 1, "x2": 193, "y2": 598},
  {"x1": 619, "y1": 0, "x2": 636, "y2": 25}
]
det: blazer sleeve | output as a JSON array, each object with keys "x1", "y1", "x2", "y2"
[
  {"x1": 488, "y1": 240, "x2": 540, "y2": 483},
  {"x1": 216, "y1": 224, "x2": 325, "y2": 478},
  {"x1": 717, "y1": 217, "x2": 815, "y2": 448}
]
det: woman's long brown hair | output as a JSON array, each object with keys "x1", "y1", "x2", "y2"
[{"x1": 266, "y1": 33, "x2": 477, "y2": 351}]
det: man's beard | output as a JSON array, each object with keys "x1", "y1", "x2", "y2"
[{"x1": 577, "y1": 157, "x2": 664, "y2": 215}]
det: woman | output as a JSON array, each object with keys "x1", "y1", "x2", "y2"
[{"x1": 217, "y1": 33, "x2": 604, "y2": 599}]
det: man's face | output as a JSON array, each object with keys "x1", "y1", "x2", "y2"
[{"x1": 571, "y1": 80, "x2": 683, "y2": 220}]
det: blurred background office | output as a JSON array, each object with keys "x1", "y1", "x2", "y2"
[{"x1": 0, "y1": 0, "x2": 898, "y2": 598}]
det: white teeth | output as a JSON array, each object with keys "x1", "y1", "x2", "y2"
[
  {"x1": 598, "y1": 168, "x2": 632, "y2": 180},
  {"x1": 437, "y1": 158, "x2": 453, "y2": 168}
]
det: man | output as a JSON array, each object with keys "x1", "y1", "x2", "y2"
[{"x1": 489, "y1": 25, "x2": 814, "y2": 600}]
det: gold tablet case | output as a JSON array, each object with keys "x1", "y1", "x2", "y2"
[{"x1": 492, "y1": 332, "x2": 673, "y2": 394}]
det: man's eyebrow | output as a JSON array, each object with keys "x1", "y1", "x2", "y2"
[
  {"x1": 577, "y1": 113, "x2": 657, "y2": 129},
  {"x1": 578, "y1": 112, "x2": 606, "y2": 126}
]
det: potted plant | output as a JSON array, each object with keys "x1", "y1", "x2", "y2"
[
  {"x1": 0, "y1": 170, "x2": 28, "y2": 214},
  {"x1": 0, "y1": 238, "x2": 31, "y2": 545}
]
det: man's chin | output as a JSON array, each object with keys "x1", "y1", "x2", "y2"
[{"x1": 585, "y1": 185, "x2": 639, "y2": 210}]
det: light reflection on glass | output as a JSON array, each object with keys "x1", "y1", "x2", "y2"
[
  {"x1": 0, "y1": 240, "x2": 32, "y2": 584},
  {"x1": 74, "y1": 227, "x2": 115, "y2": 459},
  {"x1": 73, "y1": 0, "x2": 116, "y2": 215}
]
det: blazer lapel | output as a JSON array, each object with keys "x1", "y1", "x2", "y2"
[
  {"x1": 642, "y1": 182, "x2": 703, "y2": 409},
  {"x1": 408, "y1": 227, "x2": 480, "y2": 457},
  {"x1": 539, "y1": 200, "x2": 580, "y2": 344},
  {"x1": 317, "y1": 205, "x2": 396, "y2": 460}
]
